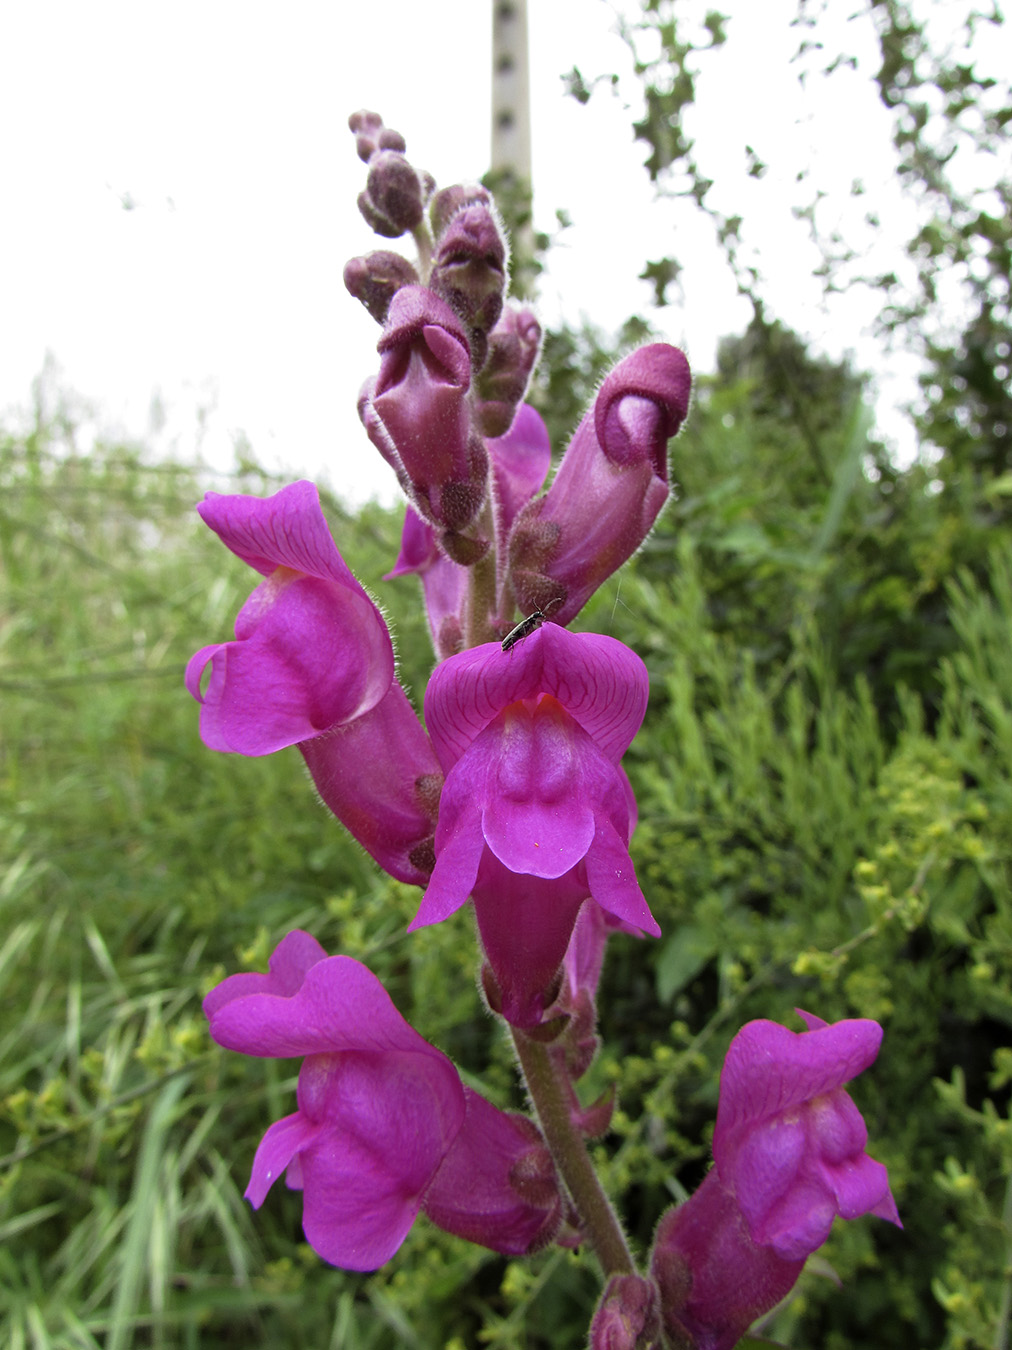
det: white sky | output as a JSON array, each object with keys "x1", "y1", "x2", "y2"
[{"x1": 1, "y1": 0, "x2": 993, "y2": 504}]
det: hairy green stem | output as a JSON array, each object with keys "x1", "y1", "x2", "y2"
[
  {"x1": 463, "y1": 499, "x2": 500, "y2": 648},
  {"x1": 511, "y1": 1026, "x2": 635, "y2": 1278}
]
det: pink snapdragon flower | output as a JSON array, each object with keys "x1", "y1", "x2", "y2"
[
  {"x1": 205, "y1": 931, "x2": 562, "y2": 1270},
  {"x1": 187, "y1": 481, "x2": 441, "y2": 884},
  {"x1": 509, "y1": 344, "x2": 691, "y2": 624},
  {"x1": 410, "y1": 623, "x2": 658, "y2": 1027},
  {"x1": 651, "y1": 1010, "x2": 901, "y2": 1350},
  {"x1": 370, "y1": 284, "x2": 488, "y2": 532},
  {"x1": 186, "y1": 481, "x2": 394, "y2": 755}
]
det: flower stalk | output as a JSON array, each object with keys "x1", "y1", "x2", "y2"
[
  {"x1": 511, "y1": 1023, "x2": 635, "y2": 1277},
  {"x1": 182, "y1": 105, "x2": 902, "y2": 1348}
]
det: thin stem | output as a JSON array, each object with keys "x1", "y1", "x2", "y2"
[
  {"x1": 463, "y1": 498, "x2": 500, "y2": 648},
  {"x1": 412, "y1": 220, "x2": 434, "y2": 283},
  {"x1": 511, "y1": 1026, "x2": 635, "y2": 1277}
]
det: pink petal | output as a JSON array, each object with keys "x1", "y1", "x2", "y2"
[
  {"x1": 298, "y1": 1133, "x2": 425, "y2": 1271},
  {"x1": 198, "y1": 480, "x2": 361, "y2": 587},
  {"x1": 425, "y1": 625, "x2": 648, "y2": 769},
  {"x1": 206, "y1": 954, "x2": 448, "y2": 1060},
  {"x1": 203, "y1": 930, "x2": 327, "y2": 1021},
  {"x1": 295, "y1": 1048, "x2": 466, "y2": 1270},
  {"x1": 246, "y1": 1111, "x2": 324, "y2": 1208},
  {"x1": 584, "y1": 817, "x2": 660, "y2": 936},
  {"x1": 716, "y1": 1018, "x2": 884, "y2": 1140},
  {"x1": 488, "y1": 403, "x2": 552, "y2": 536},
  {"x1": 190, "y1": 573, "x2": 394, "y2": 755}
]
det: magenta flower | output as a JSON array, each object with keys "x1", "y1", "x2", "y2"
[
  {"x1": 205, "y1": 930, "x2": 465, "y2": 1271},
  {"x1": 187, "y1": 481, "x2": 441, "y2": 883},
  {"x1": 205, "y1": 931, "x2": 561, "y2": 1269},
  {"x1": 186, "y1": 480, "x2": 394, "y2": 756},
  {"x1": 509, "y1": 344, "x2": 691, "y2": 624},
  {"x1": 371, "y1": 284, "x2": 487, "y2": 531},
  {"x1": 713, "y1": 1009, "x2": 901, "y2": 1259},
  {"x1": 410, "y1": 623, "x2": 658, "y2": 1027},
  {"x1": 651, "y1": 1010, "x2": 901, "y2": 1350}
]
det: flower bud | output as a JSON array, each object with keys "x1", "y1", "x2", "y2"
[
  {"x1": 358, "y1": 149, "x2": 426, "y2": 238},
  {"x1": 475, "y1": 305, "x2": 542, "y2": 437},
  {"x1": 348, "y1": 108, "x2": 384, "y2": 162},
  {"x1": 430, "y1": 183, "x2": 492, "y2": 240},
  {"x1": 344, "y1": 250, "x2": 419, "y2": 324},
  {"x1": 508, "y1": 344, "x2": 691, "y2": 625},
  {"x1": 429, "y1": 202, "x2": 508, "y2": 348},
  {"x1": 589, "y1": 1275, "x2": 663, "y2": 1350},
  {"x1": 348, "y1": 109, "x2": 408, "y2": 162},
  {"x1": 372, "y1": 285, "x2": 488, "y2": 531}
]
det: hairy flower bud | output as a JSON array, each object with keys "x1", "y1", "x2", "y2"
[
  {"x1": 475, "y1": 305, "x2": 542, "y2": 437},
  {"x1": 348, "y1": 108, "x2": 384, "y2": 162},
  {"x1": 430, "y1": 182, "x2": 493, "y2": 240},
  {"x1": 344, "y1": 250, "x2": 419, "y2": 324},
  {"x1": 358, "y1": 149, "x2": 426, "y2": 238},
  {"x1": 348, "y1": 109, "x2": 408, "y2": 162},
  {"x1": 509, "y1": 344, "x2": 691, "y2": 625},
  {"x1": 589, "y1": 1275, "x2": 663, "y2": 1350},
  {"x1": 429, "y1": 203, "x2": 508, "y2": 352},
  {"x1": 372, "y1": 285, "x2": 488, "y2": 531}
]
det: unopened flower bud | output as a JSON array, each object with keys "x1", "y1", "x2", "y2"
[
  {"x1": 348, "y1": 108, "x2": 384, "y2": 162},
  {"x1": 508, "y1": 344, "x2": 692, "y2": 625},
  {"x1": 359, "y1": 149, "x2": 426, "y2": 238},
  {"x1": 429, "y1": 203, "x2": 508, "y2": 351},
  {"x1": 430, "y1": 183, "x2": 493, "y2": 240},
  {"x1": 344, "y1": 250, "x2": 419, "y2": 324},
  {"x1": 475, "y1": 305, "x2": 542, "y2": 436},
  {"x1": 348, "y1": 109, "x2": 408, "y2": 161},
  {"x1": 589, "y1": 1275, "x2": 663, "y2": 1350},
  {"x1": 372, "y1": 286, "x2": 487, "y2": 531}
]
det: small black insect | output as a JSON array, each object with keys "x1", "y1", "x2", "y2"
[{"x1": 500, "y1": 598, "x2": 562, "y2": 653}]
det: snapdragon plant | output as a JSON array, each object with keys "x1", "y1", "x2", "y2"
[{"x1": 188, "y1": 112, "x2": 900, "y2": 1350}]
